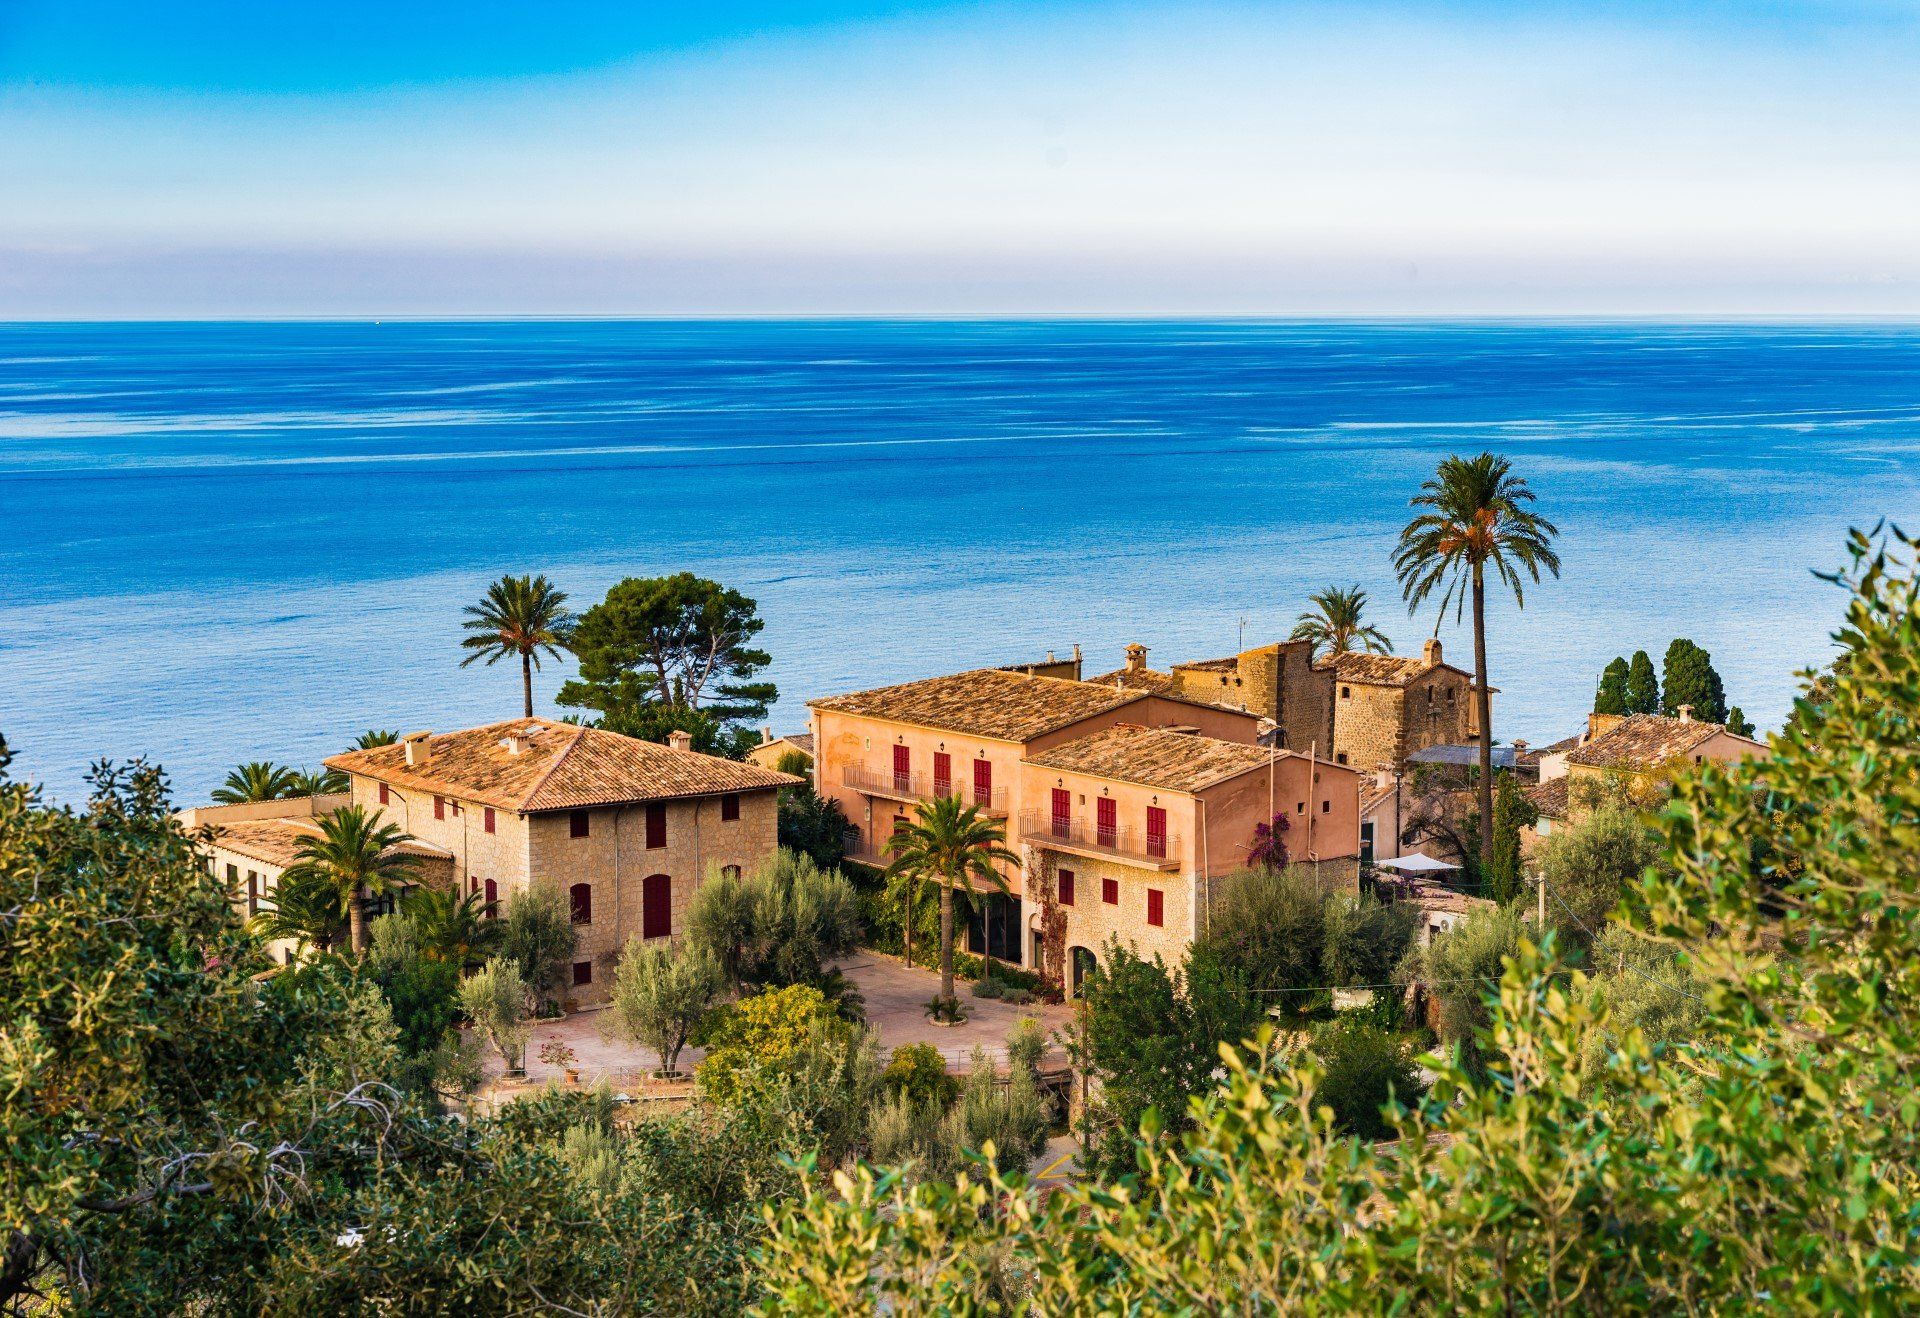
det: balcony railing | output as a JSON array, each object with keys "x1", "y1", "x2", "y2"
[
  {"x1": 841, "y1": 763, "x2": 1009, "y2": 815},
  {"x1": 1017, "y1": 811, "x2": 1182, "y2": 870}
]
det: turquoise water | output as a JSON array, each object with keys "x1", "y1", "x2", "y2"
[{"x1": 3, "y1": 319, "x2": 1916, "y2": 804}]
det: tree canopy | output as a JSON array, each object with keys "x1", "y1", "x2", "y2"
[
  {"x1": 1661, "y1": 636, "x2": 1730, "y2": 723},
  {"x1": 1624, "y1": 648, "x2": 1660, "y2": 715}
]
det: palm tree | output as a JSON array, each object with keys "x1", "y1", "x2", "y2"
[
  {"x1": 1392, "y1": 452, "x2": 1560, "y2": 865},
  {"x1": 353, "y1": 729, "x2": 400, "y2": 749},
  {"x1": 406, "y1": 885, "x2": 501, "y2": 968},
  {"x1": 288, "y1": 767, "x2": 349, "y2": 797},
  {"x1": 460, "y1": 574, "x2": 573, "y2": 719},
  {"x1": 280, "y1": 805, "x2": 420, "y2": 956},
  {"x1": 1290, "y1": 585, "x2": 1393, "y2": 657},
  {"x1": 212, "y1": 761, "x2": 299, "y2": 804},
  {"x1": 249, "y1": 868, "x2": 347, "y2": 958},
  {"x1": 884, "y1": 795, "x2": 1017, "y2": 1004}
]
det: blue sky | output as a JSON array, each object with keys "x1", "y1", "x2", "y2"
[{"x1": 3, "y1": 0, "x2": 1918, "y2": 315}]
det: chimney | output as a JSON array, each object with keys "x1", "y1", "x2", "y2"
[
  {"x1": 1422, "y1": 637, "x2": 1442, "y2": 668},
  {"x1": 402, "y1": 731, "x2": 433, "y2": 767},
  {"x1": 501, "y1": 732, "x2": 529, "y2": 756},
  {"x1": 761, "y1": 727, "x2": 774, "y2": 745},
  {"x1": 1046, "y1": 650, "x2": 1056, "y2": 663},
  {"x1": 667, "y1": 729, "x2": 694, "y2": 753},
  {"x1": 1124, "y1": 642, "x2": 1149, "y2": 674},
  {"x1": 1677, "y1": 704, "x2": 1693, "y2": 724}
]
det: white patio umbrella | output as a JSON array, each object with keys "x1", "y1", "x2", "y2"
[{"x1": 1373, "y1": 852, "x2": 1460, "y2": 873}]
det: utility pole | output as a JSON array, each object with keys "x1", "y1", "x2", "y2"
[{"x1": 1536, "y1": 867, "x2": 1546, "y2": 930}]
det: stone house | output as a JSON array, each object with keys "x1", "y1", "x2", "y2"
[
  {"x1": 1090, "y1": 639, "x2": 1334, "y2": 753},
  {"x1": 745, "y1": 729, "x2": 814, "y2": 771},
  {"x1": 323, "y1": 718, "x2": 797, "y2": 1005},
  {"x1": 1318, "y1": 638, "x2": 1481, "y2": 773}
]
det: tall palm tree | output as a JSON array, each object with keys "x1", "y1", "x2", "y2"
[
  {"x1": 884, "y1": 795, "x2": 1017, "y2": 1004},
  {"x1": 212, "y1": 761, "x2": 299, "y2": 804},
  {"x1": 405, "y1": 885, "x2": 501, "y2": 969},
  {"x1": 1392, "y1": 452, "x2": 1560, "y2": 864},
  {"x1": 249, "y1": 868, "x2": 347, "y2": 958},
  {"x1": 280, "y1": 806, "x2": 420, "y2": 956},
  {"x1": 353, "y1": 729, "x2": 400, "y2": 749},
  {"x1": 1290, "y1": 585, "x2": 1393, "y2": 657},
  {"x1": 460, "y1": 574, "x2": 573, "y2": 719},
  {"x1": 288, "y1": 767, "x2": 349, "y2": 797}
]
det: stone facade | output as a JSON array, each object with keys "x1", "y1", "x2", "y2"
[
  {"x1": 1168, "y1": 640, "x2": 1334, "y2": 753},
  {"x1": 1326, "y1": 658, "x2": 1478, "y2": 772}
]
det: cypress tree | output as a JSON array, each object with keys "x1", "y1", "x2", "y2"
[
  {"x1": 1482, "y1": 771, "x2": 1536, "y2": 906},
  {"x1": 1726, "y1": 706, "x2": 1755, "y2": 738},
  {"x1": 1662, "y1": 638, "x2": 1728, "y2": 723},
  {"x1": 1624, "y1": 650, "x2": 1659, "y2": 715},
  {"x1": 1594, "y1": 657, "x2": 1629, "y2": 715}
]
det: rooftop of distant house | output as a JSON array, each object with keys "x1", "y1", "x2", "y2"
[
  {"x1": 1315, "y1": 640, "x2": 1484, "y2": 689},
  {"x1": 1523, "y1": 776, "x2": 1571, "y2": 821},
  {"x1": 759, "y1": 731, "x2": 814, "y2": 756},
  {"x1": 206, "y1": 816, "x2": 453, "y2": 870},
  {"x1": 1027, "y1": 722, "x2": 1309, "y2": 793},
  {"x1": 324, "y1": 718, "x2": 799, "y2": 814},
  {"x1": 1563, "y1": 712, "x2": 1755, "y2": 771},
  {"x1": 809, "y1": 667, "x2": 1208, "y2": 742}
]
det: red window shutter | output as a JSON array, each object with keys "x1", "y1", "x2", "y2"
[
  {"x1": 1102, "y1": 877, "x2": 1119, "y2": 906},
  {"x1": 1147, "y1": 888, "x2": 1165, "y2": 927},
  {"x1": 642, "y1": 873, "x2": 671, "y2": 938},
  {"x1": 483, "y1": 878, "x2": 498, "y2": 911},
  {"x1": 1051, "y1": 788, "x2": 1071, "y2": 837},
  {"x1": 1057, "y1": 868, "x2": 1075, "y2": 906},
  {"x1": 933, "y1": 752, "x2": 952, "y2": 797},
  {"x1": 569, "y1": 882, "x2": 592, "y2": 924},
  {"x1": 645, "y1": 803, "x2": 667, "y2": 849},
  {"x1": 433, "y1": 795, "x2": 445, "y2": 821},
  {"x1": 973, "y1": 758, "x2": 992, "y2": 807},
  {"x1": 892, "y1": 744, "x2": 911, "y2": 790},
  {"x1": 721, "y1": 793, "x2": 740, "y2": 821},
  {"x1": 378, "y1": 783, "x2": 389, "y2": 805},
  {"x1": 1096, "y1": 797, "x2": 1117, "y2": 847},
  {"x1": 1146, "y1": 806, "x2": 1167, "y2": 859},
  {"x1": 484, "y1": 806, "x2": 496, "y2": 834},
  {"x1": 569, "y1": 809, "x2": 590, "y2": 839}
]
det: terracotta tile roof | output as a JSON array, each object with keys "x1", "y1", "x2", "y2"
[
  {"x1": 1026, "y1": 723, "x2": 1290, "y2": 793},
  {"x1": 1172, "y1": 656, "x2": 1239, "y2": 673},
  {"x1": 1317, "y1": 651, "x2": 1484, "y2": 689},
  {"x1": 810, "y1": 668, "x2": 1155, "y2": 742},
  {"x1": 785, "y1": 733, "x2": 815, "y2": 756},
  {"x1": 1086, "y1": 665, "x2": 1184, "y2": 696},
  {"x1": 325, "y1": 718, "x2": 799, "y2": 813},
  {"x1": 1523, "y1": 777, "x2": 1570, "y2": 820},
  {"x1": 1563, "y1": 714, "x2": 1726, "y2": 771},
  {"x1": 1360, "y1": 780, "x2": 1399, "y2": 816},
  {"x1": 1521, "y1": 734, "x2": 1585, "y2": 764},
  {"x1": 207, "y1": 817, "x2": 454, "y2": 870}
]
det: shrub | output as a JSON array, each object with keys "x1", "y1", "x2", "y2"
[
  {"x1": 933, "y1": 1046, "x2": 1049, "y2": 1179},
  {"x1": 696, "y1": 983, "x2": 846, "y2": 1107},
  {"x1": 499, "y1": 888, "x2": 577, "y2": 1010},
  {"x1": 1535, "y1": 800, "x2": 1666, "y2": 949},
  {"x1": 970, "y1": 976, "x2": 1004, "y2": 1000},
  {"x1": 1322, "y1": 892, "x2": 1420, "y2": 989},
  {"x1": 883, "y1": 1044, "x2": 959, "y2": 1109},
  {"x1": 1395, "y1": 904, "x2": 1526, "y2": 1075},
  {"x1": 1304, "y1": 1017, "x2": 1426, "y2": 1141},
  {"x1": 1199, "y1": 866, "x2": 1332, "y2": 1005},
  {"x1": 689, "y1": 849, "x2": 861, "y2": 992},
  {"x1": 459, "y1": 956, "x2": 531, "y2": 1072},
  {"x1": 493, "y1": 1081, "x2": 615, "y2": 1145},
  {"x1": 607, "y1": 938, "x2": 722, "y2": 1076}
]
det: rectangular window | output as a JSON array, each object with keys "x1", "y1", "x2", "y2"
[
  {"x1": 569, "y1": 883, "x2": 592, "y2": 924},
  {"x1": 246, "y1": 871, "x2": 259, "y2": 916},
  {"x1": 378, "y1": 782, "x2": 390, "y2": 805},
  {"x1": 645, "y1": 802, "x2": 667, "y2": 849},
  {"x1": 892, "y1": 743, "x2": 911, "y2": 791},
  {"x1": 1051, "y1": 788, "x2": 1071, "y2": 838},
  {"x1": 1147, "y1": 888, "x2": 1165, "y2": 927},
  {"x1": 1322, "y1": 800, "x2": 1331, "y2": 813},
  {"x1": 225, "y1": 862, "x2": 238, "y2": 886},
  {"x1": 1145, "y1": 806, "x2": 1167, "y2": 859},
  {"x1": 571, "y1": 960, "x2": 593, "y2": 987},
  {"x1": 569, "y1": 809, "x2": 590, "y2": 839},
  {"x1": 932, "y1": 751, "x2": 952, "y2": 798},
  {"x1": 433, "y1": 794, "x2": 445, "y2": 821},
  {"x1": 720, "y1": 793, "x2": 740, "y2": 821},
  {"x1": 973, "y1": 758, "x2": 993, "y2": 807},
  {"x1": 1057, "y1": 868, "x2": 1076, "y2": 906},
  {"x1": 483, "y1": 806, "x2": 496, "y2": 834},
  {"x1": 1101, "y1": 877, "x2": 1119, "y2": 906},
  {"x1": 1096, "y1": 797, "x2": 1117, "y2": 848}
]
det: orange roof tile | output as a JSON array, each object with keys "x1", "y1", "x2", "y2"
[
  {"x1": 810, "y1": 668, "x2": 1152, "y2": 742},
  {"x1": 1027, "y1": 723, "x2": 1294, "y2": 793},
  {"x1": 1562, "y1": 714, "x2": 1737, "y2": 771}
]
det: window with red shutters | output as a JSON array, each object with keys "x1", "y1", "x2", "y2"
[
  {"x1": 645, "y1": 802, "x2": 667, "y2": 848},
  {"x1": 973, "y1": 758, "x2": 992, "y2": 807},
  {"x1": 1101, "y1": 877, "x2": 1119, "y2": 906},
  {"x1": 1057, "y1": 868, "x2": 1075, "y2": 906},
  {"x1": 1147, "y1": 888, "x2": 1165, "y2": 927},
  {"x1": 571, "y1": 960, "x2": 592, "y2": 987},
  {"x1": 720, "y1": 793, "x2": 740, "y2": 821},
  {"x1": 483, "y1": 806, "x2": 496, "y2": 834},
  {"x1": 1051, "y1": 788, "x2": 1071, "y2": 837},
  {"x1": 569, "y1": 809, "x2": 590, "y2": 839},
  {"x1": 642, "y1": 873, "x2": 671, "y2": 938},
  {"x1": 933, "y1": 751, "x2": 951, "y2": 797},
  {"x1": 433, "y1": 795, "x2": 445, "y2": 821},
  {"x1": 892, "y1": 743, "x2": 911, "y2": 791},
  {"x1": 378, "y1": 783, "x2": 389, "y2": 806},
  {"x1": 569, "y1": 882, "x2": 592, "y2": 925},
  {"x1": 1145, "y1": 806, "x2": 1167, "y2": 858},
  {"x1": 1096, "y1": 796, "x2": 1117, "y2": 848},
  {"x1": 483, "y1": 878, "x2": 498, "y2": 911}
]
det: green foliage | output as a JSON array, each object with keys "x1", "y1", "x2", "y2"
[
  {"x1": 286, "y1": 765, "x2": 348, "y2": 796},
  {"x1": 458, "y1": 572, "x2": 572, "y2": 717},
  {"x1": 1321, "y1": 890, "x2": 1421, "y2": 988},
  {"x1": 279, "y1": 803, "x2": 420, "y2": 955},
  {"x1": 1303, "y1": 1015, "x2": 1427, "y2": 1141},
  {"x1": 353, "y1": 728, "x2": 399, "y2": 749},
  {"x1": 1395, "y1": 901, "x2": 1526, "y2": 1074},
  {"x1": 1624, "y1": 647, "x2": 1660, "y2": 714},
  {"x1": 688, "y1": 849, "x2": 861, "y2": 994},
  {"x1": 1535, "y1": 798, "x2": 1666, "y2": 950},
  {"x1": 460, "y1": 956, "x2": 531, "y2": 1072},
  {"x1": 696, "y1": 983, "x2": 846, "y2": 1107},
  {"x1": 1290, "y1": 584, "x2": 1391, "y2": 657},
  {"x1": 1726, "y1": 705, "x2": 1755, "y2": 737},
  {"x1": 557, "y1": 571, "x2": 776, "y2": 752},
  {"x1": 248, "y1": 863, "x2": 346, "y2": 954},
  {"x1": 609, "y1": 938, "x2": 723, "y2": 1075},
  {"x1": 498, "y1": 886, "x2": 578, "y2": 1008},
  {"x1": 1482, "y1": 769, "x2": 1537, "y2": 904},
  {"x1": 937, "y1": 1046, "x2": 1049, "y2": 1178},
  {"x1": 1662, "y1": 636, "x2": 1729, "y2": 723},
  {"x1": 773, "y1": 748, "x2": 812, "y2": 777},
  {"x1": 1575, "y1": 924, "x2": 1706, "y2": 1076},
  {"x1": 211, "y1": 758, "x2": 300, "y2": 803},
  {"x1": 882, "y1": 1044, "x2": 959, "y2": 1110},
  {"x1": 777, "y1": 776, "x2": 852, "y2": 871},
  {"x1": 403, "y1": 882, "x2": 501, "y2": 968},
  {"x1": 1594, "y1": 655, "x2": 1630, "y2": 715},
  {"x1": 1202, "y1": 866, "x2": 1416, "y2": 1012},
  {"x1": 883, "y1": 795, "x2": 1017, "y2": 1002},
  {"x1": 363, "y1": 913, "x2": 463, "y2": 1057}
]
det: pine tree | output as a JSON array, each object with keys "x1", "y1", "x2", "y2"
[
  {"x1": 1624, "y1": 650, "x2": 1659, "y2": 715},
  {"x1": 1662, "y1": 638, "x2": 1728, "y2": 723},
  {"x1": 1726, "y1": 706, "x2": 1755, "y2": 738},
  {"x1": 1593, "y1": 657, "x2": 1629, "y2": 715}
]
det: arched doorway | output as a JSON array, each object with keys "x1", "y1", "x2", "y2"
[{"x1": 1069, "y1": 945, "x2": 1097, "y2": 997}]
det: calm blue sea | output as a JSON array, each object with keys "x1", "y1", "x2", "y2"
[{"x1": 3, "y1": 319, "x2": 1917, "y2": 805}]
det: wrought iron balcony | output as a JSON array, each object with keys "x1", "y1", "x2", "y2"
[
  {"x1": 840, "y1": 762, "x2": 1008, "y2": 815},
  {"x1": 1016, "y1": 811, "x2": 1182, "y2": 871}
]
